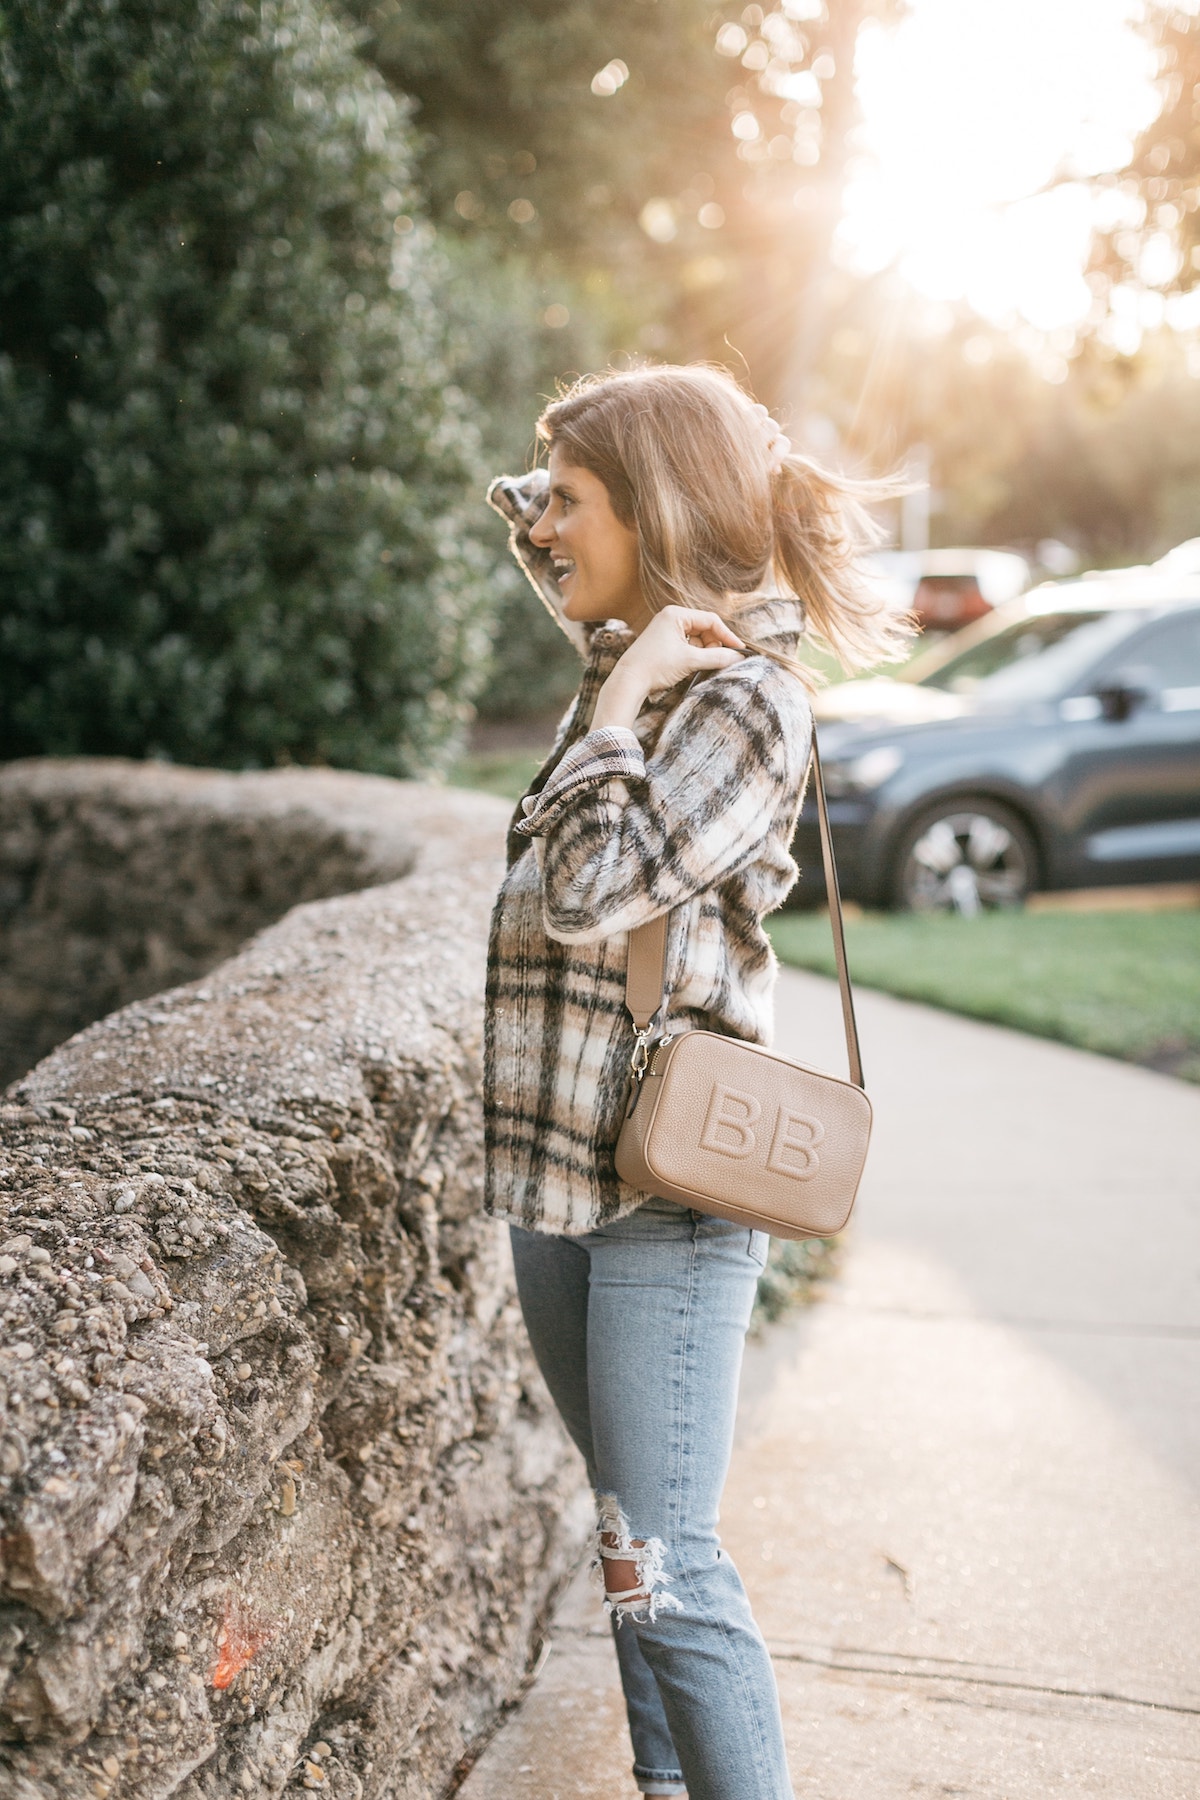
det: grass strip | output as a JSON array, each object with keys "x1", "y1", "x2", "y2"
[
  {"x1": 767, "y1": 907, "x2": 1200, "y2": 1082},
  {"x1": 447, "y1": 750, "x2": 546, "y2": 801}
]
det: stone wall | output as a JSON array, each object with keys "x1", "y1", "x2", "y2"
[
  {"x1": 0, "y1": 764, "x2": 590, "y2": 1800},
  {"x1": 0, "y1": 761, "x2": 425, "y2": 1090}
]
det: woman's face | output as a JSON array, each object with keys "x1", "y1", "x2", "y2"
[{"x1": 528, "y1": 446, "x2": 647, "y2": 630}]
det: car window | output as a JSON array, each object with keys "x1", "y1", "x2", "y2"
[
  {"x1": 1094, "y1": 612, "x2": 1200, "y2": 711},
  {"x1": 918, "y1": 610, "x2": 1137, "y2": 702}
]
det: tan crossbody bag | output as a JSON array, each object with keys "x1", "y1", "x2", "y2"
[{"x1": 614, "y1": 737, "x2": 872, "y2": 1240}]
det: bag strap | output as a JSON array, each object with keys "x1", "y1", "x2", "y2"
[{"x1": 625, "y1": 731, "x2": 866, "y2": 1089}]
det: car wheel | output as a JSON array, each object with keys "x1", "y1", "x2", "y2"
[{"x1": 890, "y1": 799, "x2": 1037, "y2": 914}]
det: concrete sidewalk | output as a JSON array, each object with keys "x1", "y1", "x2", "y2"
[{"x1": 459, "y1": 971, "x2": 1200, "y2": 1799}]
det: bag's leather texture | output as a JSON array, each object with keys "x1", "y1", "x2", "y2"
[{"x1": 614, "y1": 736, "x2": 872, "y2": 1240}]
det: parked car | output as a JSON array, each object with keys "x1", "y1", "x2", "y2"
[
  {"x1": 790, "y1": 571, "x2": 1200, "y2": 911},
  {"x1": 867, "y1": 547, "x2": 1030, "y2": 632}
]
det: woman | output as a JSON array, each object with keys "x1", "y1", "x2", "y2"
[{"x1": 483, "y1": 365, "x2": 905, "y2": 1800}]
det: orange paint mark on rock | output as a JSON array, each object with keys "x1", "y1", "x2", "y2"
[{"x1": 211, "y1": 1597, "x2": 273, "y2": 1690}]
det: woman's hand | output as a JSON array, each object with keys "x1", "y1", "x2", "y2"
[{"x1": 591, "y1": 606, "x2": 745, "y2": 731}]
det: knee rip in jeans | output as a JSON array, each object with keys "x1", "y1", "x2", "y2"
[{"x1": 593, "y1": 1492, "x2": 684, "y2": 1627}]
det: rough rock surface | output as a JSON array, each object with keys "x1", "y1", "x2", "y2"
[
  {"x1": 0, "y1": 761, "x2": 425, "y2": 1089},
  {"x1": 0, "y1": 768, "x2": 590, "y2": 1800}
]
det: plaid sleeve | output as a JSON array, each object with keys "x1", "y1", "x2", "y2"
[
  {"x1": 526, "y1": 667, "x2": 812, "y2": 946},
  {"x1": 486, "y1": 470, "x2": 590, "y2": 658},
  {"x1": 515, "y1": 727, "x2": 646, "y2": 838}
]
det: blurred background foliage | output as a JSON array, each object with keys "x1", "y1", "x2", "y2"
[
  {"x1": 348, "y1": 0, "x2": 893, "y2": 392},
  {"x1": 2, "y1": 0, "x2": 1200, "y2": 763},
  {"x1": 1089, "y1": 1, "x2": 1200, "y2": 302},
  {"x1": 815, "y1": 295, "x2": 1200, "y2": 564}
]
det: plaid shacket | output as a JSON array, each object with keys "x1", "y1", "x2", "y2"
[{"x1": 482, "y1": 473, "x2": 814, "y2": 1237}]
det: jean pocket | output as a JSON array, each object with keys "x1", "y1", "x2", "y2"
[{"x1": 748, "y1": 1229, "x2": 770, "y2": 1269}]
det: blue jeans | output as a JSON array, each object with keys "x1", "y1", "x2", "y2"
[{"x1": 510, "y1": 1200, "x2": 794, "y2": 1800}]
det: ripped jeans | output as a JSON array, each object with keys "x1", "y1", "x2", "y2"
[{"x1": 510, "y1": 1199, "x2": 794, "y2": 1800}]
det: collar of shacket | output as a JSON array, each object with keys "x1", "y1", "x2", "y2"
[{"x1": 581, "y1": 592, "x2": 804, "y2": 670}]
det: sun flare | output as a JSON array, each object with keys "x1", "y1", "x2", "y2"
[{"x1": 839, "y1": 0, "x2": 1162, "y2": 331}]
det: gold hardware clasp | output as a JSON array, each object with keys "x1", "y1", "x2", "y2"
[{"x1": 629, "y1": 1026, "x2": 657, "y2": 1080}]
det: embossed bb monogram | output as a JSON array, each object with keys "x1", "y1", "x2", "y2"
[{"x1": 698, "y1": 1083, "x2": 824, "y2": 1181}]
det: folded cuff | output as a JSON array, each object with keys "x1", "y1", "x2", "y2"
[{"x1": 515, "y1": 726, "x2": 645, "y2": 837}]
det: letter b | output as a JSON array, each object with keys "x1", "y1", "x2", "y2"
[
  {"x1": 766, "y1": 1108, "x2": 824, "y2": 1180},
  {"x1": 699, "y1": 1083, "x2": 760, "y2": 1158}
]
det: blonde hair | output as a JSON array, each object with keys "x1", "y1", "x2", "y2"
[{"x1": 537, "y1": 365, "x2": 911, "y2": 679}]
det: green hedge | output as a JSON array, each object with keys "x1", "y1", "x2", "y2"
[{"x1": 0, "y1": 0, "x2": 490, "y2": 776}]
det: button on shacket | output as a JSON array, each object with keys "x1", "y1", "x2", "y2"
[{"x1": 482, "y1": 473, "x2": 814, "y2": 1237}]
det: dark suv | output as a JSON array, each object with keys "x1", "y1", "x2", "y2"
[{"x1": 790, "y1": 574, "x2": 1200, "y2": 911}]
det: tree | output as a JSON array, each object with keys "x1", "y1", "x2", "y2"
[
  {"x1": 0, "y1": 0, "x2": 489, "y2": 775},
  {"x1": 815, "y1": 279, "x2": 1200, "y2": 566},
  {"x1": 350, "y1": 0, "x2": 895, "y2": 401},
  {"x1": 1089, "y1": 3, "x2": 1200, "y2": 301}
]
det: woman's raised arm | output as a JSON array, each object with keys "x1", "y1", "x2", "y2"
[{"x1": 514, "y1": 664, "x2": 812, "y2": 943}]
